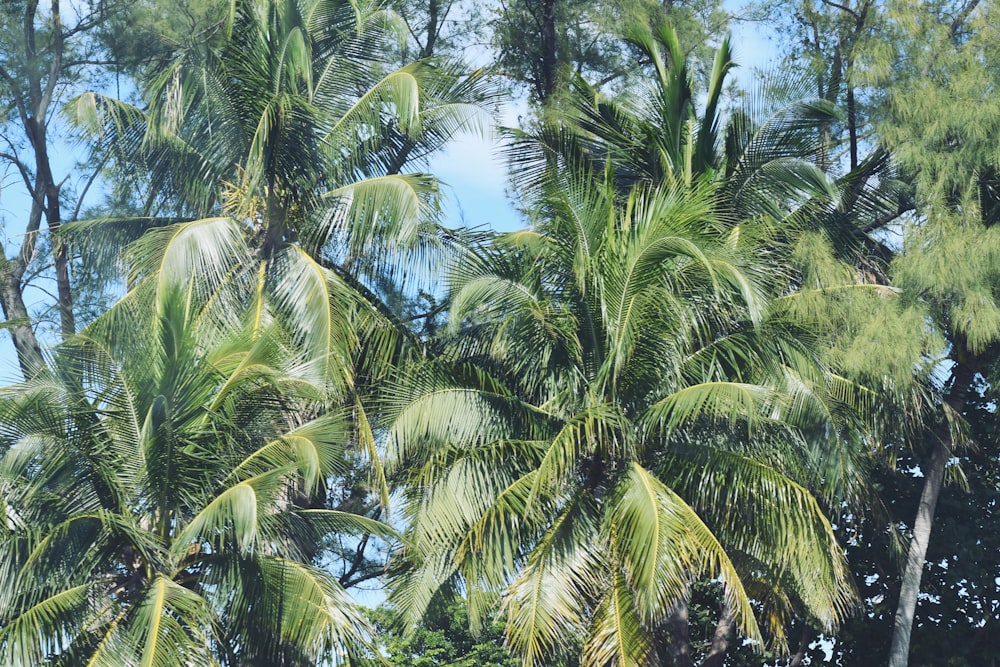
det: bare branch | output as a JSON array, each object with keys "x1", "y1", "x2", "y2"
[
  {"x1": 818, "y1": 0, "x2": 860, "y2": 20},
  {"x1": 0, "y1": 151, "x2": 39, "y2": 200},
  {"x1": 950, "y1": 0, "x2": 982, "y2": 36}
]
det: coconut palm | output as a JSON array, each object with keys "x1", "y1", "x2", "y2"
[
  {"x1": 47, "y1": 5, "x2": 487, "y2": 629},
  {"x1": 383, "y1": 169, "x2": 863, "y2": 666},
  {"x1": 0, "y1": 247, "x2": 394, "y2": 665},
  {"x1": 66, "y1": 0, "x2": 493, "y2": 444},
  {"x1": 70, "y1": 0, "x2": 491, "y2": 340}
]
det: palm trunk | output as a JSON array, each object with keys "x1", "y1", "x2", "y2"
[
  {"x1": 665, "y1": 599, "x2": 694, "y2": 667},
  {"x1": 700, "y1": 607, "x2": 734, "y2": 667}
]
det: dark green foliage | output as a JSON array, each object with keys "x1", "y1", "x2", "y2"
[{"x1": 371, "y1": 595, "x2": 523, "y2": 667}]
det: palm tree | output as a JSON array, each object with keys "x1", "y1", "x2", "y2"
[
  {"x1": 383, "y1": 171, "x2": 862, "y2": 666},
  {"x1": 502, "y1": 27, "x2": 925, "y2": 661},
  {"x1": 0, "y1": 251, "x2": 393, "y2": 665},
  {"x1": 71, "y1": 0, "x2": 491, "y2": 333},
  {"x1": 508, "y1": 25, "x2": 840, "y2": 214},
  {"x1": 47, "y1": 6, "x2": 490, "y2": 630},
  {"x1": 66, "y1": 0, "x2": 493, "y2": 476}
]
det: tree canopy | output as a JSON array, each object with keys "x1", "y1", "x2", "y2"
[{"x1": 0, "y1": 1, "x2": 997, "y2": 666}]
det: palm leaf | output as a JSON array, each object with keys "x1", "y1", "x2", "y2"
[{"x1": 610, "y1": 463, "x2": 760, "y2": 640}]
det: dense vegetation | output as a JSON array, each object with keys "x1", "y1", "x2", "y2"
[{"x1": 0, "y1": 0, "x2": 996, "y2": 665}]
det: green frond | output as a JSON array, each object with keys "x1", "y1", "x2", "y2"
[
  {"x1": 269, "y1": 245, "x2": 357, "y2": 392},
  {"x1": 610, "y1": 463, "x2": 760, "y2": 641},
  {"x1": 643, "y1": 381, "x2": 775, "y2": 434},
  {"x1": 173, "y1": 473, "x2": 282, "y2": 557},
  {"x1": 227, "y1": 412, "x2": 349, "y2": 495},
  {"x1": 0, "y1": 583, "x2": 92, "y2": 665},
  {"x1": 386, "y1": 380, "x2": 534, "y2": 470},
  {"x1": 530, "y1": 404, "x2": 632, "y2": 503},
  {"x1": 503, "y1": 532, "x2": 598, "y2": 667},
  {"x1": 580, "y1": 568, "x2": 655, "y2": 667},
  {"x1": 326, "y1": 65, "x2": 421, "y2": 137},
  {"x1": 128, "y1": 577, "x2": 215, "y2": 667},
  {"x1": 656, "y1": 447, "x2": 854, "y2": 631},
  {"x1": 320, "y1": 173, "x2": 438, "y2": 254},
  {"x1": 126, "y1": 217, "x2": 250, "y2": 302},
  {"x1": 258, "y1": 558, "x2": 373, "y2": 661},
  {"x1": 354, "y1": 398, "x2": 391, "y2": 516}
]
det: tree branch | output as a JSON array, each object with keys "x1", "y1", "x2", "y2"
[
  {"x1": 0, "y1": 151, "x2": 40, "y2": 202},
  {"x1": 818, "y1": 0, "x2": 860, "y2": 20},
  {"x1": 950, "y1": 0, "x2": 981, "y2": 36},
  {"x1": 860, "y1": 202, "x2": 916, "y2": 234}
]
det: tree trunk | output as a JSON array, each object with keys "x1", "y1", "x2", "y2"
[
  {"x1": 887, "y1": 437, "x2": 949, "y2": 667},
  {"x1": 699, "y1": 607, "x2": 734, "y2": 667},
  {"x1": 665, "y1": 598, "x2": 694, "y2": 667},
  {"x1": 28, "y1": 116, "x2": 75, "y2": 337},
  {"x1": 419, "y1": 0, "x2": 439, "y2": 58},
  {"x1": 788, "y1": 625, "x2": 811, "y2": 667},
  {"x1": 0, "y1": 271, "x2": 44, "y2": 377},
  {"x1": 538, "y1": 0, "x2": 557, "y2": 103},
  {"x1": 888, "y1": 355, "x2": 977, "y2": 667},
  {"x1": 847, "y1": 85, "x2": 859, "y2": 170}
]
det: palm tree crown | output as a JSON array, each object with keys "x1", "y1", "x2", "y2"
[
  {"x1": 385, "y1": 169, "x2": 859, "y2": 665},
  {"x1": 0, "y1": 261, "x2": 390, "y2": 665}
]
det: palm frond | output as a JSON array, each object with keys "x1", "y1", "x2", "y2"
[{"x1": 611, "y1": 463, "x2": 760, "y2": 640}]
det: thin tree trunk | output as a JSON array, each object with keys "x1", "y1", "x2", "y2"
[
  {"x1": 29, "y1": 118, "x2": 75, "y2": 337},
  {"x1": 25, "y1": 1, "x2": 74, "y2": 337},
  {"x1": 419, "y1": 0, "x2": 439, "y2": 58},
  {"x1": 888, "y1": 356, "x2": 977, "y2": 667},
  {"x1": 788, "y1": 625, "x2": 811, "y2": 667},
  {"x1": 847, "y1": 85, "x2": 859, "y2": 170},
  {"x1": 887, "y1": 437, "x2": 948, "y2": 667},
  {"x1": 538, "y1": 0, "x2": 557, "y2": 103}
]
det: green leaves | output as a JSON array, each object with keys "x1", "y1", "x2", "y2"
[
  {"x1": 580, "y1": 570, "x2": 653, "y2": 667},
  {"x1": 612, "y1": 464, "x2": 759, "y2": 640}
]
